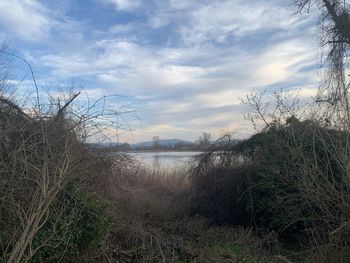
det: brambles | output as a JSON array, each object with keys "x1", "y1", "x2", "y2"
[
  {"x1": 0, "y1": 47, "x2": 128, "y2": 262},
  {"x1": 30, "y1": 186, "x2": 111, "y2": 262},
  {"x1": 0, "y1": 93, "x2": 117, "y2": 262},
  {"x1": 191, "y1": 109, "x2": 350, "y2": 261}
]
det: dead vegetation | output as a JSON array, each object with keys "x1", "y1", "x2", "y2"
[
  {"x1": 96, "y1": 167, "x2": 286, "y2": 263},
  {"x1": 0, "y1": 45, "x2": 127, "y2": 262},
  {"x1": 2, "y1": 1, "x2": 350, "y2": 263}
]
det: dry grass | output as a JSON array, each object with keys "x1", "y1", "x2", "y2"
[{"x1": 95, "y1": 166, "x2": 290, "y2": 263}]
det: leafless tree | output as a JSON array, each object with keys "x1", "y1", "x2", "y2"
[
  {"x1": 152, "y1": 136, "x2": 160, "y2": 149},
  {"x1": 196, "y1": 132, "x2": 212, "y2": 148},
  {"x1": 295, "y1": 0, "x2": 350, "y2": 128}
]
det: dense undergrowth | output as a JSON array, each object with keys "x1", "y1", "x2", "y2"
[
  {"x1": 1, "y1": 79, "x2": 349, "y2": 263},
  {"x1": 1, "y1": 89, "x2": 349, "y2": 262},
  {"x1": 0, "y1": 92, "x2": 115, "y2": 262},
  {"x1": 96, "y1": 168, "x2": 292, "y2": 263},
  {"x1": 191, "y1": 117, "x2": 350, "y2": 262},
  {"x1": 2, "y1": 0, "x2": 350, "y2": 261}
]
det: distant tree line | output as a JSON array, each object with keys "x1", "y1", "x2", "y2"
[{"x1": 109, "y1": 133, "x2": 242, "y2": 151}]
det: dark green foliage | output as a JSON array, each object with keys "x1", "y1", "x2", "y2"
[
  {"x1": 31, "y1": 185, "x2": 111, "y2": 263},
  {"x1": 245, "y1": 119, "x2": 350, "y2": 233},
  {"x1": 191, "y1": 166, "x2": 254, "y2": 226},
  {"x1": 192, "y1": 118, "x2": 350, "y2": 238}
]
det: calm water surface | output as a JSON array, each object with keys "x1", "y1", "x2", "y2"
[{"x1": 130, "y1": 151, "x2": 203, "y2": 170}]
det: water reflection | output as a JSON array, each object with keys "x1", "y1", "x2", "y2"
[{"x1": 130, "y1": 151, "x2": 203, "y2": 171}]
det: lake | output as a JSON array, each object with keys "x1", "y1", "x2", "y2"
[{"x1": 130, "y1": 151, "x2": 203, "y2": 171}]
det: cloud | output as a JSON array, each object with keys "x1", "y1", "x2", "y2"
[
  {"x1": 0, "y1": 0, "x2": 52, "y2": 41},
  {"x1": 105, "y1": 0, "x2": 140, "y2": 11},
  {"x1": 37, "y1": 30, "x2": 318, "y2": 141},
  {"x1": 144, "y1": 0, "x2": 305, "y2": 46},
  {"x1": 39, "y1": 38, "x2": 212, "y2": 93},
  {"x1": 5, "y1": 0, "x2": 320, "y2": 142}
]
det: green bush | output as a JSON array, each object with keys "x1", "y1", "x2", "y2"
[
  {"x1": 31, "y1": 184, "x2": 111, "y2": 262},
  {"x1": 192, "y1": 118, "x2": 350, "y2": 239},
  {"x1": 245, "y1": 119, "x2": 350, "y2": 234}
]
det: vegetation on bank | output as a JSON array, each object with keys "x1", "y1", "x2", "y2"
[
  {"x1": 192, "y1": 116, "x2": 350, "y2": 261},
  {"x1": 2, "y1": 90, "x2": 349, "y2": 262},
  {"x1": 1, "y1": 0, "x2": 350, "y2": 262},
  {"x1": 103, "y1": 133, "x2": 223, "y2": 152}
]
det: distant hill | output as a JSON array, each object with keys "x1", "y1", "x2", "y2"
[
  {"x1": 134, "y1": 139, "x2": 193, "y2": 148},
  {"x1": 89, "y1": 139, "x2": 194, "y2": 149},
  {"x1": 89, "y1": 138, "x2": 242, "y2": 151}
]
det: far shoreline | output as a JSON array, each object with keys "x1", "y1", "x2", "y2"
[{"x1": 126, "y1": 149, "x2": 204, "y2": 153}]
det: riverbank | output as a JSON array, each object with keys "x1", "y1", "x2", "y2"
[
  {"x1": 127, "y1": 149, "x2": 204, "y2": 153},
  {"x1": 101, "y1": 168, "x2": 298, "y2": 262}
]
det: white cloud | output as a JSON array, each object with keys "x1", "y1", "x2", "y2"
[
  {"x1": 105, "y1": 0, "x2": 140, "y2": 11},
  {"x1": 168, "y1": 0, "x2": 194, "y2": 10},
  {"x1": 246, "y1": 39, "x2": 318, "y2": 87},
  {"x1": 0, "y1": 0, "x2": 51, "y2": 41},
  {"x1": 295, "y1": 87, "x2": 318, "y2": 98},
  {"x1": 171, "y1": 0, "x2": 303, "y2": 45},
  {"x1": 38, "y1": 31, "x2": 318, "y2": 142},
  {"x1": 10, "y1": 0, "x2": 320, "y2": 142},
  {"x1": 148, "y1": 15, "x2": 170, "y2": 28},
  {"x1": 195, "y1": 89, "x2": 247, "y2": 108},
  {"x1": 40, "y1": 38, "x2": 210, "y2": 92}
]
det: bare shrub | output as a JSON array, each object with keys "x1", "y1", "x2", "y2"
[
  {"x1": 0, "y1": 46, "x2": 133, "y2": 262},
  {"x1": 190, "y1": 133, "x2": 255, "y2": 225},
  {"x1": 190, "y1": 87, "x2": 350, "y2": 261}
]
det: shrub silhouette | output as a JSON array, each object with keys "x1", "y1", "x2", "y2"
[{"x1": 192, "y1": 118, "x2": 350, "y2": 240}]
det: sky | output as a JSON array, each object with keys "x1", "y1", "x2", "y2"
[{"x1": 0, "y1": 0, "x2": 320, "y2": 143}]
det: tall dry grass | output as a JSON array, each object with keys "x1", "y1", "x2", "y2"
[{"x1": 97, "y1": 163, "x2": 285, "y2": 263}]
